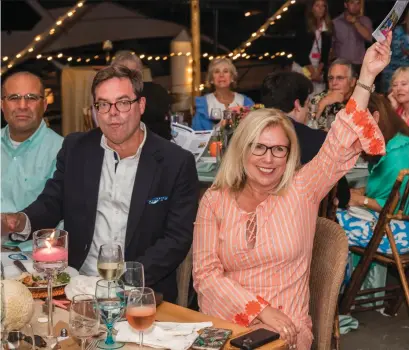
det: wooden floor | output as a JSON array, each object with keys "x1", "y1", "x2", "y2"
[{"x1": 341, "y1": 305, "x2": 409, "y2": 349}]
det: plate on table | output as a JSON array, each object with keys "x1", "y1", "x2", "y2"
[{"x1": 3, "y1": 261, "x2": 79, "y2": 290}]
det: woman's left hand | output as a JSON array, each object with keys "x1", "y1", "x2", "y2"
[{"x1": 360, "y1": 32, "x2": 392, "y2": 82}]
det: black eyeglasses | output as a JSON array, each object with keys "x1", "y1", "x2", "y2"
[
  {"x1": 251, "y1": 143, "x2": 290, "y2": 158},
  {"x1": 1, "y1": 93, "x2": 44, "y2": 103},
  {"x1": 94, "y1": 97, "x2": 140, "y2": 114}
]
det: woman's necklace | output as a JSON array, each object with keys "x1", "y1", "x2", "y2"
[{"x1": 214, "y1": 91, "x2": 234, "y2": 108}]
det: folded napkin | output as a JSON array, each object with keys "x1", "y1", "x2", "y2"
[
  {"x1": 64, "y1": 275, "x2": 100, "y2": 300},
  {"x1": 115, "y1": 321, "x2": 213, "y2": 350}
]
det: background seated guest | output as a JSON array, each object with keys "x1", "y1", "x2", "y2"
[
  {"x1": 337, "y1": 93, "x2": 409, "y2": 253},
  {"x1": 1, "y1": 66, "x2": 199, "y2": 303},
  {"x1": 294, "y1": 0, "x2": 332, "y2": 95},
  {"x1": 111, "y1": 51, "x2": 172, "y2": 140},
  {"x1": 309, "y1": 58, "x2": 357, "y2": 129},
  {"x1": 191, "y1": 58, "x2": 254, "y2": 131},
  {"x1": 1, "y1": 71, "x2": 63, "y2": 214},
  {"x1": 381, "y1": 9, "x2": 409, "y2": 93},
  {"x1": 388, "y1": 66, "x2": 409, "y2": 126},
  {"x1": 193, "y1": 35, "x2": 391, "y2": 350},
  {"x1": 261, "y1": 71, "x2": 350, "y2": 208}
]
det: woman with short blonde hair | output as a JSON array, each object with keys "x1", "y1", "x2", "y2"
[
  {"x1": 388, "y1": 66, "x2": 409, "y2": 125},
  {"x1": 193, "y1": 37, "x2": 392, "y2": 350},
  {"x1": 192, "y1": 58, "x2": 253, "y2": 130}
]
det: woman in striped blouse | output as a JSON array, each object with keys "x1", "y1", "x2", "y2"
[{"x1": 193, "y1": 34, "x2": 392, "y2": 350}]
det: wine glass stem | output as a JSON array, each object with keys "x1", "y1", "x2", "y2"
[
  {"x1": 47, "y1": 274, "x2": 54, "y2": 337},
  {"x1": 139, "y1": 331, "x2": 143, "y2": 347},
  {"x1": 81, "y1": 339, "x2": 86, "y2": 350}
]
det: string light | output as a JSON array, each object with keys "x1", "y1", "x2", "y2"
[
  {"x1": 56, "y1": 20, "x2": 62, "y2": 25},
  {"x1": 68, "y1": 11, "x2": 73, "y2": 17},
  {"x1": 28, "y1": 48, "x2": 34, "y2": 52},
  {"x1": 47, "y1": 56, "x2": 52, "y2": 61},
  {"x1": 244, "y1": 11, "x2": 251, "y2": 17},
  {"x1": 36, "y1": 54, "x2": 42, "y2": 59},
  {"x1": 67, "y1": 57, "x2": 73, "y2": 61},
  {"x1": 57, "y1": 53, "x2": 63, "y2": 58},
  {"x1": 35, "y1": 36, "x2": 41, "y2": 41},
  {"x1": 7, "y1": 64, "x2": 13, "y2": 68},
  {"x1": 16, "y1": 54, "x2": 22, "y2": 58},
  {"x1": 140, "y1": 54, "x2": 145, "y2": 59},
  {"x1": 276, "y1": 15, "x2": 282, "y2": 19},
  {"x1": 85, "y1": 58, "x2": 91, "y2": 62},
  {"x1": 2, "y1": 57, "x2": 8, "y2": 61}
]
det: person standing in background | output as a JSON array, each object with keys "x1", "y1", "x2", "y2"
[
  {"x1": 295, "y1": 0, "x2": 333, "y2": 95},
  {"x1": 332, "y1": 0, "x2": 373, "y2": 73}
]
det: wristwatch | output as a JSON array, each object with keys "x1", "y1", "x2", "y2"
[
  {"x1": 363, "y1": 197, "x2": 369, "y2": 207},
  {"x1": 357, "y1": 81, "x2": 375, "y2": 93}
]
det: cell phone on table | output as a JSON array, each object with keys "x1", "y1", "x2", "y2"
[
  {"x1": 230, "y1": 328, "x2": 280, "y2": 349},
  {"x1": 192, "y1": 327, "x2": 233, "y2": 350}
]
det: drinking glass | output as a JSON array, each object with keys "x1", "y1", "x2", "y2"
[
  {"x1": 95, "y1": 280, "x2": 125, "y2": 349},
  {"x1": 69, "y1": 295, "x2": 100, "y2": 350},
  {"x1": 97, "y1": 244, "x2": 124, "y2": 281},
  {"x1": 6, "y1": 324, "x2": 35, "y2": 350},
  {"x1": 119, "y1": 262, "x2": 144, "y2": 291},
  {"x1": 210, "y1": 108, "x2": 222, "y2": 121},
  {"x1": 126, "y1": 288, "x2": 156, "y2": 348}
]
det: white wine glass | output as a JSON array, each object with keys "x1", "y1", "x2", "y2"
[
  {"x1": 69, "y1": 295, "x2": 100, "y2": 350},
  {"x1": 97, "y1": 244, "x2": 124, "y2": 281},
  {"x1": 126, "y1": 287, "x2": 156, "y2": 348}
]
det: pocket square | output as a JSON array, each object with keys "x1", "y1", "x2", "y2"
[{"x1": 147, "y1": 196, "x2": 168, "y2": 204}]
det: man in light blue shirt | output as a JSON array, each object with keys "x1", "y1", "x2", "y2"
[{"x1": 1, "y1": 71, "x2": 63, "y2": 213}]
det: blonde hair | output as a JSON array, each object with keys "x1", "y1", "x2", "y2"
[
  {"x1": 206, "y1": 58, "x2": 238, "y2": 89},
  {"x1": 391, "y1": 66, "x2": 409, "y2": 89},
  {"x1": 213, "y1": 109, "x2": 300, "y2": 194}
]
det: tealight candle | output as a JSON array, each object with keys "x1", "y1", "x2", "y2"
[{"x1": 33, "y1": 246, "x2": 68, "y2": 262}]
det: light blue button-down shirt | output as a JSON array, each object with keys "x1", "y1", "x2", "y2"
[{"x1": 1, "y1": 120, "x2": 63, "y2": 213}]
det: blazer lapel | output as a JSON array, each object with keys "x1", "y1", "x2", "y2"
[
  {"x1": 83, "y1": 129, "x2": 104, "y2": 238},
  {"x1": 125, "y1": 130, "x2": 162, "y2": 248}
]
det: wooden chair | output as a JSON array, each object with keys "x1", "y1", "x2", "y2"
[
  {"x1": 319, "y1": 184, "x2": 338, "y2": 222},
  {"x1": 340, "y1": 169, "x2": 409, "y2": 316},
  {"x1": 176, "y1": 246, "x2": 193, "y2": 307},
  {"x1": 310, "y1": 217, "x2": 348, "y2": 350}
]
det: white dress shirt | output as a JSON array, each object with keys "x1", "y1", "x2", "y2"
[{"x1": 14, "y1": 123, "x2": 147, "y2": 277}]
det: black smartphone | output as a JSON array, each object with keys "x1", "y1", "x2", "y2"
[
  {"x1": 230, "y1": 328, "x2": 280, "y2": 349},
  {"x1": 192, "y1": 327, "x2": 233, "y2": 350}
]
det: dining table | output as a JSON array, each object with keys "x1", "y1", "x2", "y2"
[{"x1": 29, "y1": 300, "x2": 288, "y2": 350}]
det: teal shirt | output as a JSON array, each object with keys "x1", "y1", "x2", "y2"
[
  {"x1": 366, "y1": 133, "x2": 409, "y2": 214},
  {"x1": 1, "y1": 120, "x2": 63, "y2": 213}
]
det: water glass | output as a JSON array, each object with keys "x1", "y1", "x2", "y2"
[
  {"x1": 6, "y1": 324, "x2": 35, "y2": 350},
  {"x1": 119, "y1": 262, "x2": 144, "y2": 291},
  {"x1": 95, "y1": 280, "x2": 125, "y2": 349},
  {"x1": 97, "y1": 244, "x2": 124, "y2": 281},
  {"x1": 126, "y1": 288, "x2": 156, "y2": 348},
  {"x1": 69, "y1": 295, "x2": 100, "y2": 350}
]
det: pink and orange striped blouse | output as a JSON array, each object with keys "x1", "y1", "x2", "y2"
[{"x1": 193, "y1": 99, "x2": 386, "y2": 350}]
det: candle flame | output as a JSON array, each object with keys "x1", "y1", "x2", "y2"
[
  {"x1": 50, "y1": 230, "x2": 55, "y2": 239},
  {"x1": 45, "y1": 240, "x2": 52, "y2": 250},
  {"x1": 45, "y1": 230, "x2": 55, "y2": 250}
]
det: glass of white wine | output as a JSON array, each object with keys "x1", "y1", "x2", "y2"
[
  {"x1": 69, "y1": 294, "x2": 100, "y2": 350},
  {"x1": 97, "y1": 244, "x2": 124, "y2": 281}
]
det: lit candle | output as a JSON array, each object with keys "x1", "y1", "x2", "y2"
[{"x1": 33, "y1": 240, "x2": 68, "y2": 262}]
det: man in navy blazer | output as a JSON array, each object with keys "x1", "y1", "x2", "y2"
[{"x1": 1, "y1": 66, "x2": 199, "y2": 302}]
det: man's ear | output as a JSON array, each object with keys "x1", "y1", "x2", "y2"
[
  {"x1": 294, "y1": 99, "x2": 301, "y2": 112},
  {"x1": 373, "y1": 111, "x2": 380, "y2": 123}
]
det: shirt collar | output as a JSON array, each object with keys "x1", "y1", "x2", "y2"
[
  {"x1": 100, "y1": 122, "x2": 147, "y2": 159},
  {"x1": 2, "y1": 119, "x2": 47, "y2": 150}
]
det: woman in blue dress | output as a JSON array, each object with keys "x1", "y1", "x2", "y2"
[{"x1": 191, "y1": 58, "x2": 254, "y2": 131}]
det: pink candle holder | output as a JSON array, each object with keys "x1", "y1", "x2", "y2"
[{"x1": 33, "y1": 229, "x2": 68, "y2": 340}]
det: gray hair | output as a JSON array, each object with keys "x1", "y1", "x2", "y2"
[
  {"x1": 91, "y1": 65, "x2": 143, "y2": 101},
  {"x1": 111, "y1": 50, "x2": 143, "y2": 72},
  {"x1": 206, "y1": 57, "x2": 238, "y2": 89},
  {"x1": 329, "y1": 58, "x2": 357, "y2": 79}
]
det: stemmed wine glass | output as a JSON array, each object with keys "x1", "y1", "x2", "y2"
[
  {"x1": 119, "y1": 262, "x2": 144, "y2": 291},
  {"x1": 95, "y1": 280, "x2": 125, "y2": 349},
  {"x1": 69, "y1": 295, "x2": 100, "y2": 350},
  {"x1": 97, "y1": 244, "x2": 124, "y2": 281},
  {"x1": 126, "y1": 288, "x2": 156, "y2": 348},
  {"x1": 6, "y1": 324, "x2": 35, "y2": 350}
]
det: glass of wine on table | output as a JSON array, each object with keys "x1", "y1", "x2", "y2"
[
  {"x1": 126, "y1": 288, "x2": 156, "y2": 348},
  {"x1": 97, "y1": 244, "x2": 124, "y2": 281},
  {"x1": 95, "y1": 280, "x2": 125, "y2": 349}
]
